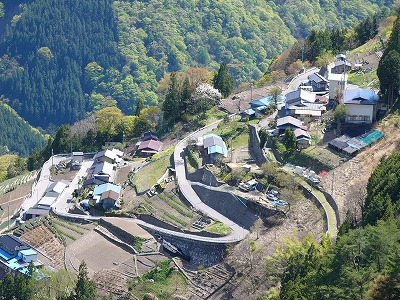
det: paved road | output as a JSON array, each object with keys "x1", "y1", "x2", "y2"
[
  {"x1": 21, "y1": 155, "x2": 68, "y2": 215},
  {"x1": 285, "y1": 67, "x2": 319, "y2": 95},
  {"x1": 173, "y1": 120, "x2": 250, "y2": 242},
  {"x1": 52, "y1": 160, "x2": 94, "y2": 212}
]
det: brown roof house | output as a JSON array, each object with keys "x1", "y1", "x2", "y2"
[
  {"x1": 137, "y1": 139, "x2": 163, "y2": 157},
  {"x1": 294, "y1": 128, "x2": 312, "y2": 149},
  {"x1": 101, "y1": 190, "x2": 120, "y2": 210}
]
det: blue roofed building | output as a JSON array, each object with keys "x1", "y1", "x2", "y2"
[
  {"x1": 93, "y1": 183, "x2": 122, "y2": 208},
  {"x1": 0, "y1": 234, "x2": 42, "y2": 279},
  {"x1": 200, "y1": 134, "x2": 228, "y2": 163},
  {"x1": 250, "y1": 95, "x2": 285, "y2": 117}
]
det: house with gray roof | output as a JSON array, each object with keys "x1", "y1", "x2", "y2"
[
  {"x1": 276, "y1": 116, "x2": 308, "y2": 133},
  {"x1": 200, "y1": 134, "x2": 228, "y2": 163}
]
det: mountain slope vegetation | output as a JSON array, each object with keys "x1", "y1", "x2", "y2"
[
  {"x1": 0, "y1": 0, "x2": 395, "y2": 131},
  {"x1": 0, "y1": 103, "x2": 45, "y2": 156}
]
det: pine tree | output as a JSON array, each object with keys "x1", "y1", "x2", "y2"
[
  {"x1": 162, "y1": 72, "x2": 181, "y2": 124},
  {"x1": 213, "y1": 62, "x2": 234, "y2": 98},
  {"x1": 73, "y1": 261, "x2": 96, "y2": 300},
  {"x1": 135, "y1": 98, "x2": 144, "y2": 116}
]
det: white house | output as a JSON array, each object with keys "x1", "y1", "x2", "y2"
[
  {"x1": 328, "y1": 73, "x2": 347, "y2": 100},
  {"x1": 343, "y1": 88, "x2": 379, "y2": 124}
]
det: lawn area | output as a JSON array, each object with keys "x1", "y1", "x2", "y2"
[
  {"x1": 132, "y1": 148, "x2": 174, "y2": 193},
  {"x1": 205, "y1": 221, "x2": 232, "y2": 235},
  {"x1": 129, "y1": 259, "x2": 188, "y2": 300},
  {"x1": 185, "y1": 148, "x2": 202, "y2": 174},
  {"x1": 348, "y1": 69, "x2": 378, "y2": 89},
  {"x1": 212, "y1": 118, "x2": 249, "y2": 149},
  {"x1": 284, "y1": 146, "x2": 339, "y2": 173}
]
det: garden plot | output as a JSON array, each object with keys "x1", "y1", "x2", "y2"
[
  {"x1": 66, "y1": 230, "x2": 134, "y2": 274},
  {"x1": 20, "y1": 223, "x2": 65, "y2": 269}
]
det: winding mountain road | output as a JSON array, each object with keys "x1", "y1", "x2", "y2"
[{"x1": 173, "y1": 120, "x2": 249, "y2": 242}]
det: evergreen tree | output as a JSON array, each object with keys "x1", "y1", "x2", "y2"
[
  {"x1": 180, "y1": 76, "x2": 193, "y2": 115},
  {"x1": 282, "y1": 128, "x2": 296, "y2": 152},
  {"x1": 213, "y1": 62, "x2": 234, "y2": 98},
  {"x1": 73, "y1": 261, "x2": 96, "y2": 300},
  {"x1": 135, "y1": 98, "x2": 144, "y2": 116},
  {"x1": 162, "y1": 72, "x2": 181, "y2": 124}
]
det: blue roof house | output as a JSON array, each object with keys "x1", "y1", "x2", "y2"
[
  {"x1": 93, "y1": 183, "x2": 121, "y2": 205},
  {"x1": 202, "y1": 134, "x2": 228, "y2": 163},
  {"x1": 250, "y1": 95, "x2": 285, "y2": 117},
  {"x1": 0, "y1": 235, "x2": 42, "y2": 278}
]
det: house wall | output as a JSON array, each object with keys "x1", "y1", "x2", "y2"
[
  {"x1": 329, "y1": 80, "x2": 347, "y2": 99},
  {"x1": 345, "y1": 104, "x2": 374, "y2": 124},
  {"x1": 21, "y1": 253, "x2": 37, "y2": 263}
]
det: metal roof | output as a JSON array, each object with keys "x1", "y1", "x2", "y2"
[
  {"x1": 46, "y1": 181, "x2": 67, "y2": 194},
  {"x1": 277, "y1": 116, "x2": 304, "y2": 128},
  {"x1": 203, "y1": 134, "x2": 226, "y2": 149},
  {"x1": 93, "y1": 183, "x2": 121, "y2": 196},
  {"x1": 138, "y1": 139, "x2": 163, "y2": 151},
  {"x1": 344, "y1": 88, "x2": 379, "y2": 105}
]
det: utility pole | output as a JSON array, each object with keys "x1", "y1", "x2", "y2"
[
  {"x1": 331, "y1": 171, "x2": 335, "y2": 195},
  {"x1": 51, "y1": 148, "x2": 54, "y2": 167},
  {"x1": 250, "y1": 83, "x2": 253, "y2": 101},
  {"x1": 7, "y1": 203, "x2": 10, "y2": 230}
]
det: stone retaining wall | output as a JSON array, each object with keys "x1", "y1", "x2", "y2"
[{"x1": 248, "y1": 124, "x2": 268, "y2": 166}]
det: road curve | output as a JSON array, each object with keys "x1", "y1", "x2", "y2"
[
  {"x1": 173, "y1": 120, "x2": 249, "y2": 242},
  {"x1": 30, "y1": 120, "x2": 249, "y2": 244}
]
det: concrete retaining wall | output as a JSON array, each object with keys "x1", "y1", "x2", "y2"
[
  {"x1": 191, "y1": 185, "x2": 258, "y2": 230},
  {"x1": 322, "y1": 190, "x2": 341, "y2": 226},
  {"x1": 187, "y1": 167, "x2": 223, "y2": 187},
  {"x1": 157, "y1": 233, "x2": 227, "y2": 267},
  {"x1": 248, "y1": 124, "x2": 268, "y2": 166},
  {"x1": 138, "y1": 214, "x2": 225, "y2": 238}
]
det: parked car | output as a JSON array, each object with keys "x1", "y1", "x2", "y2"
[{"x1": 266, "y1": 194, "x2": 278, "y2": 201}]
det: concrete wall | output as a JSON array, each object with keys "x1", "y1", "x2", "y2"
[
  {"x1": 248, "y1": 124, "x2": 268, "y2": 166},
  {"x1": 191, "y1": 185, "x2": 258, "y2": 230},
  {"x1": 187, "y1": 167, "x2": 223, "y2": 187},
  {"x1": 157, "y1": 233, "x2": 227, "y2": 267}
]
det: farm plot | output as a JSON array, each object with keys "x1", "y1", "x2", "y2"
[
  {"x1": 134, "y1": 188, "x2": 202, "y2": 230},
  {"x1": 21, "y1": 224, "x2": 65, "y2": 269},
  {"x1": 66, "y1": 230, "x2": 134, "y2": 273},
  {"x1": 48, "y1": 216, "x2": 94, "y2": 246}
]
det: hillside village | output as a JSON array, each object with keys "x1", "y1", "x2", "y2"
[{"x1": 0, "y1": 48, "x2": 391, "y2": 299}]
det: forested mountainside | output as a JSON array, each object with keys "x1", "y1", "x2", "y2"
[
  {"x1": 0, "y1": 0, "x2": 395, "y2": 130},
  {"x1": 0, "y1": 103, "x2": 45, "y2": 156}
]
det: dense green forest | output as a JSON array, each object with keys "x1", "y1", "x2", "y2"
[
  {"x1": 0, "y1": 0, "x2": 394, "y2": 131},
  {"x1": 0, "y1": 103, "x2": 45, "y2": 156}
]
